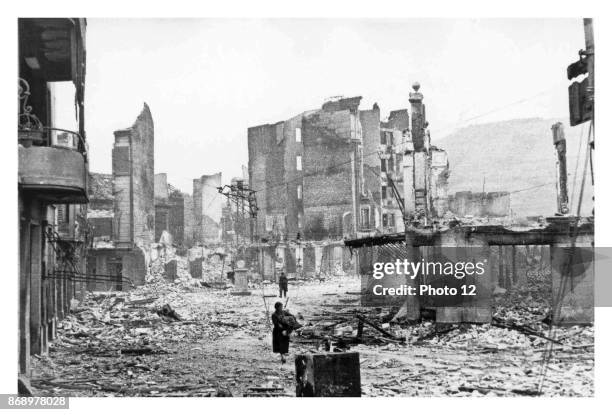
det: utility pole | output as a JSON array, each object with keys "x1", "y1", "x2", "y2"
[
  {"x1": 584, "y1": 18, "x2": 594, "y2": 128},
  {"x1": 566, "y1": 19, "x2": 595, "y2": 210},
  {"x1": 552, "y1": 122, "x2": 569, "y2": 215},
  {"x1": 350, "y1": 150, "x2": 358, "y2": 235},
  {"x1": 217, "y1": 182, "x2": 258, "y2": 245}
]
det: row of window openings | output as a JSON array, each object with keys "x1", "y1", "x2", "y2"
[
  {"x1": 382, "y1": 213, "x2": 396, "y2": 228},
  {"x1": 296, "y1": 127, "x2": 396, "y2": 147},
  {"x1": 265, "y1": 208, "x2": 393, "y2": 231},
  {"x1": 380, "y1": 157, "x2": 395, "y2": 173},
  {"x1": 295, "y1": 129, "x2": 399, "y2": 175},
  {"x1": 359, "y1": 207, "x2": 396, "y2": 229},
  {"x1": 380, "y1": 131, "x2": 393, "y2": 145},
  {"x1": 265, "y1": 213, "x2": 304, "y2": 230}
]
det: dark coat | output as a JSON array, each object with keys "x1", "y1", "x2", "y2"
[
  {"x1": 278, "y1": 274, "x2": 288, "y2": 290},
  {"x1": 271, "y1": 311, "x2": 290, "y2": 354}
]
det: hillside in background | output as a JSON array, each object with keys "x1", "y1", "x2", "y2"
[{"x1": 433, "y1": 118, "x2": 594, "y2": 217}]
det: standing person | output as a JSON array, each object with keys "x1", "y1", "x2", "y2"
[
  {"x1": 271, "y1": 302, "x2": 290, "y2": 364},
  {"x1": 278, "y1": 271, "x2": 288, "y2": 298}
]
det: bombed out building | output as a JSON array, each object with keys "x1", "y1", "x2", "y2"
[
  {"x1": 360, "y1": 105, "x2": 413, "y2": 234},
  {"x1": 86, "y1": 104, "x2": 155, "y2": 290},
  {"x1": 246, "y1": 96, "x2": 418, "y2": 279},
  {"x1": 192, "y1": 173, "x2": 223, "y2": 244},
  {"x1": 248, "y1": 96, "x2": 378, "y2": 242},
  {"x1": 154, "y1": 173, "x2": 186, "y2": 245}
]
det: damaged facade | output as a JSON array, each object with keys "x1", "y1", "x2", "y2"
[
  {"x1": 348, "y1": 82, "x2": 594, "y2": 326},
  {"x1": 248, "y1": 96, "x2": 379, "y2": 242},
  {"x1": 360, "y1": 105, "x2": 412, "y2": 234},
  {"x1": 246, "y1": 89, "x2": 452, "y2": 280},
  {"x1": 154, "y1": 173, "x2": 186, "y2": 245},
  {"x1": 18, "y1": 18, "x2": 88, "y2": 378},
  {"x1": 86, "y1": 104, "x2": 155, "y2": 290},
  {"x1": 193, "y1": 173, "x2": 223, "y2": 243},
  {"x1": 403, "y1": 83, "x2": 450, "y2": 224}
]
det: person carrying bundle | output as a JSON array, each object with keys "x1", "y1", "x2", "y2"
[{"x1": 270, "y1": 301, "x2": 302, "y2": 364}]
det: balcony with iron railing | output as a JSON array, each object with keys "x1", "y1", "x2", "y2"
[{"x1": 18, "y1": 78, "x2": 88, "y2": 203}]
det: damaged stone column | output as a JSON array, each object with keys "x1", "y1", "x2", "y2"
[
  {"x1": 409, "y1": 82, "x2": 426, "y2": 152},
  {"x1": 403, "y1": 146, "x2": 415, "y2": 221}
]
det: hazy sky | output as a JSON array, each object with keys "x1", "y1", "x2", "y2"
[{"x1": 57, "y1": 18, "x2": 585, "y2": 193}]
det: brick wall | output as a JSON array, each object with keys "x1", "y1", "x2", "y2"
[
  {"x1": 282, "y1": 115, "x2": 303, "y2": 238},
  {"x1": 113, "y1": 175, "x2": 131, "y2": 244},
  {"x1": 154, "y1": 173, "x2": 168, "y2": 199},
  {"x1": 192, "y1": 179, "x2": 202, "y2": 242},
  {"x1": 154, "y1": 203, "x2": 169, "y2": 241},
  {"x1": 183, "y1": 193, "x2": 195, "y2": 246},
  {"x1": 168, "y1": 192, "x2": 185, "y2": 245},
  {"x1": 111, "y1": 104, "x2": 155, "y2": 251},
  {"x1": 248, "y1": 97, "x2": 378, "y2": 241},
  {"x1": 360, "y1": 106, "x2": 382, "y2": 227},
  {"x1": 130, "y1": 104, "x2": 155, "y2": 249},
  {"x1": 264, "y1": 124, "x2": 287, "y2": 225},
  {"x1": 301, "y1": 107, "x2": 355, "y2": 240},
  {"x1": 248, "y1": 122, "x2": 286, "y2": 239}
]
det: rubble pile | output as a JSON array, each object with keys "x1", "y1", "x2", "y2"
[
  {"x1": 493, "y1": 269, "x2": 551, "y2": 324},
  {"x1": 201, "y1": 254, "x2": 226, "y2": 282},
  {"x1": 175, "y1": 256, "x2": 203, "y2": 288},
  {"x1": 146, "y1": 254, "x2": 202, "y2": 289},
  {"x1": 289, "y1": 273, "x2": 593, "y2": 397},
  {"x1": 30, "y1": 275, "x2": 273, "y2": 396},
  {"x1": 296, "y1": 308, "x2": 403, "y2": 349},
  {"x1": 29, "y1": 268, "x2": 593, "y2": 397}
]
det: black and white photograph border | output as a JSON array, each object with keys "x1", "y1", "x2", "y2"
[{"x1": 1, "y1": 0, "x2": 612, "y2": 413}]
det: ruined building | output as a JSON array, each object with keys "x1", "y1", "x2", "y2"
[
  {"x1": 248, "y1": 96, "x2": 380, "y2": 242},
  {"x1": 360, "y1": 105, "x2": 413, "y2": 234},
  {"x1": 245, "y1": 93, "x2": 450, "y2": 280},
  {"x1": 154, "y1": 173, "x2": 185, "y2": 245},
  {"x1": 87, "y1": 104, "x2": 155, "y2": 289},
  {"x1": 183, "y1": 193, "x2": 195, "y2": 247},
  {"x1": 167, "y1": 185, "x2": 186, "y2": 246},
  {"x1": 88, "y1": 173, "x2": 114, "y2": 245},
  {"x1": 403, "y1": 83, "x2": 450, "y2": 224},
  {"x1": 18, "y1": 18, "x2": 88, "y2": 379},
  {"x1": 154, "y1": 173, "x2": 170, "y2": 242},
  {"x1": 193, "y1": 172, "x2": 223, "y2": 243}
]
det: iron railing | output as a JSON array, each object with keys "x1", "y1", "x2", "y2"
[{"x1": 18, "y1": 77, "x2": 87, "y2": 160}]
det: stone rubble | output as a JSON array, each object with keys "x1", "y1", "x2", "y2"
[{"x1": 29, "y1": 258, "x2": 593, "y2": 397}]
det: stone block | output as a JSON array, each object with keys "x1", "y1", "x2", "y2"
[
  {"x1": 164, "y1": 259, "x2": 177, "y2": 282},
  {"x1": 189, "y1": 257, "x2": 203, "y2": 279}
]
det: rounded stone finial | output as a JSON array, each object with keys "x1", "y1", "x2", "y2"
[{"x1": 412, "y1": 82, "x2": 421, "y2": 92}]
